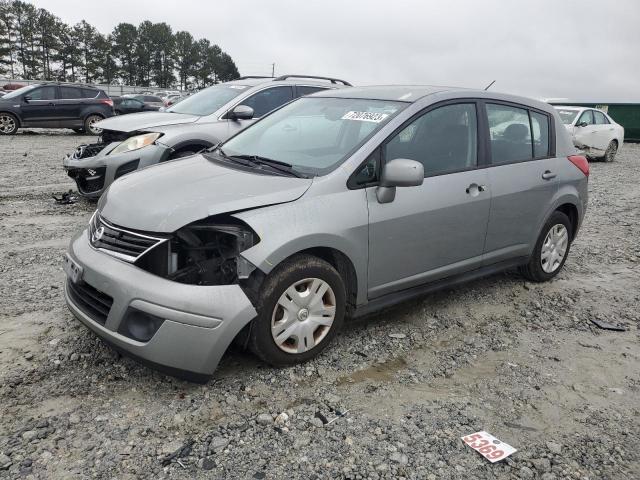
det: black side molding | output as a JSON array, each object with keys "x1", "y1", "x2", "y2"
[{"x1": 352, "y1": 257, "x2": 528, "y2": 319}]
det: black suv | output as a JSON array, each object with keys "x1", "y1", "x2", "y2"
[{"x1": 0, "y1": 83, "x2": 114, "y2": 135}]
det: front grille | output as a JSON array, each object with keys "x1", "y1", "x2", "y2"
[
  {"x1": 67, "y1": 279, "x2": 113, "y2": 325},
  {"x1": 67, "y1": 167, "x2": 106, "y2": 194},
  {"x1": 72, "y1": 142, "x2": 107, "y2": 159},
  {"x1": 89, "y1": 212, "x2": 167, "y2": 262}
]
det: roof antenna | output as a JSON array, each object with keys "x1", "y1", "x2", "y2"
[{"x1": 484, "y1": 80, "x2": 496, "y2": 91}]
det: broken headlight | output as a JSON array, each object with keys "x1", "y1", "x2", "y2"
[{"x1": 135, "y1": 217, "x2": 259, "y2": 286}]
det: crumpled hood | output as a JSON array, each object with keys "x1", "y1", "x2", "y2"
[
  {"x1": 99, "y1": 154, "x2": 313, "y2": 232},
  {"x1": 96, "y1": 111, "x2": 199, "y2": 133}
]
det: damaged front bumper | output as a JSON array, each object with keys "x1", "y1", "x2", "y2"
[
  {"x1": 63, "y1": 228, "x2": 257, "y2": 381},
  {"x1": 63, "y1": 142, "x2": 172, "y2": 199}
]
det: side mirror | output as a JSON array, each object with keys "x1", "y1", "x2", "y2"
[
  {"x1": 230, "y1": 105, "x2": 254, "y2": 120},
  {"x1": 576, "y1": 121, "x2": 588, "y2": 128},
  {"x1": 376, "y1": 158, "x2": 424, "y2": 204},
  {"x1": 23, "y1": 95, "x2": 31, "y2": 102}
]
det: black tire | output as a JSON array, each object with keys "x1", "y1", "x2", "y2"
[
  {"x1": 248, "y1": 254, "x2": 346, "y2": 367},
  {"x1": 84, "y1": 114, "x2": 104, "y2": 135},
  {"x1": 520, "y1": 211, "x2": 572, "y2": 282},
  {"x1": 0, "y1": 112, "x2": 19, "y2": 135},
  {"x1": 602, "y1": 140, "x2": 618, "y2": 162}
]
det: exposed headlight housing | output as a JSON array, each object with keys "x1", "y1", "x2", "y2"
[
  {"x1": 135, "y1": 216, "x2": 260, "y2": 286},
  {"x1": 110, "y1": 132, "x2": 161, "y2": 155}
]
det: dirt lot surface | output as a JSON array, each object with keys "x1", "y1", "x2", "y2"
[{"x1": 1, "y1": 131, "x2": 639, "y2": 479}]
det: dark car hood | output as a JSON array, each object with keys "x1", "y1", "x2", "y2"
[
  {"x1": 99, "y1": 154, "x2": 313, "y2": 232},
  {"x1": 96, "y1": 111, "x2": 199, "y2": 132}
]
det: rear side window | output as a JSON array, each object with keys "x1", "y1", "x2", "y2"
[
  {"x1": 59, "y1": 86, "x2": 82, "y2": 99},
  {"x1": 240, "y1": 86, "x2": 294, "y2": 118},
  {"x1": 593, "y1": 111, "x2": 609, "y2": 124},
  {"x1": 577, "y1": 110, "x2": 594, "y2": 126},
  {"x1": 296, "y1": 86, "x2": 328, "y2": 97},
  {"x1": 385, "y1": 103, "x2": 478, "y2": 177},
  {"x1": 144, "y1": 96, "x2": 162, "y2": 102},
  {"x1": 487, "y1": 104, "x2": 532, "y2": 164},
  {"x1": 28, "y1": 86, "x2": 56, "y2": 100},
  {"x1": 530, "y1": 111, "x2": 550, "y2": 158}
]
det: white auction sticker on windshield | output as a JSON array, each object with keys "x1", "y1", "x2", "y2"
[{"x1": 342, "y1": 111, "x2": 389, "y2": 123}]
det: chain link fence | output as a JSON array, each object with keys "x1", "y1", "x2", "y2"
[{"x1": 0, "y1": 78, "x2": 182, "y2": 97}]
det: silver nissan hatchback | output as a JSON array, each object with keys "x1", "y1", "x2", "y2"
[{"x1": 63, "y1": 86, "x2": 588, "y2": 381}]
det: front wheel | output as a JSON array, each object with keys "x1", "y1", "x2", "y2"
[
  {"x1": 248, "y1": 254, "x2": 346, "y2": 366},
  {"x1": 84, "y1": 114, "x2": 103, "y2": 135},
  {"x1": 603, "y1": 140, "x2": 618, "y2": 162},
  {"x1": 520, "y1": 211, "x2": 572, "y2": 282},
  {"x1": 0, "y1": 113, "x2": 19, "y2": 135}
]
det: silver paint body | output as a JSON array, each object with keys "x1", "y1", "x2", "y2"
[
  {"x1": 65, "y1": 86, "x2": 588, "y2": 377},
  {"x1": 63, "y1": 78, "x2": 343, "y2": 198}
]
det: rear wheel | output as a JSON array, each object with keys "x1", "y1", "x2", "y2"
[
  {"x1": 520, "y1": 211, "x2": 572, "y2": 282},
  {"x1": 0, "y1": 113, "x2": 19, "y2": 135},
  {"x1": 84, "y1": 114, "x2": 103, "y2": 135},
  {"x1": 602, "y1": 140, "x2": 618, "y2": 162},
  {"x1": 248, "y1": 254, "x2": 346, "y2": 366}
]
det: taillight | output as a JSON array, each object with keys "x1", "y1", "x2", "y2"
[
  {"x1": 568, "y1": 155, "x2": 589, "y2": 177},
  {"x1": 100, "y1": 99, "x2": 114, "y2": 107}
]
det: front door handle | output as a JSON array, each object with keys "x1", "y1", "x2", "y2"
[
  {"x1": 465, "y1": 183, "x2": 487, "y2": 195},
  {"x1": 542, "y1": 170, "x2": 556, "y2": 180}
]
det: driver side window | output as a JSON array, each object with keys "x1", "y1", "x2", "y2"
[
  {"x1": 240, "y1": 86, "x2": 294, "y2": 118},
  {"x1": 27, "y1": 86, "x2": 56, "y2": 100},
  {"x1": 577, "y1": 110, "x2": 594, "y2": 125}
]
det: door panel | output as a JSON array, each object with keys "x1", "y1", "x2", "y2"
[
  {"x1": 484, "y1": 160, "x2": 558, "y2": 262},
  {"x1": 483, "y1": 102, "x2": 558, "y2": 262},
  {"x1": 20, "y1": 86, "x2": 58, "y2": 125},
  {"x1": 366, "y1": 101, "x2": 490, "y2": 299},
  {"x1": 573, "y1": 110, "x2": 597, "y2": 151},
  {"x1": 366, "y1": 169, "x2": 491, "y2": 298},
  {"x1": 56, "y1": 86, "x2": 83, "y2": 125}
]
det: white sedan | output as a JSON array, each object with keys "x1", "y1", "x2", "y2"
[{"x1": 554, "y1": 106, "x2": 624, "y2": 162}]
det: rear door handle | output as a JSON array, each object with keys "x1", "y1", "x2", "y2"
[{"x1": 542, "y1": 170, "x2": 556, "y2": 180}]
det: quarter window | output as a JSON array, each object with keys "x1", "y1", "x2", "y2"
[
  {"x1": 27, "y1": 86, "x2": 56, "y2": 100},
  {"x1": 384, "y1": 103, "x2": 478, "y2": 177},
  {"x1": 593, "y1": 111, "x2": 609, "y2": 125},
  {"x1": 240, "y1": 86, "x2": 294, "y2": 118},
  {"x1": 530, "y1": 111, "x2": 550, "y2": 158},
  {"x1": 487, "y1": 103, "x2": 532, "y2": 164}
]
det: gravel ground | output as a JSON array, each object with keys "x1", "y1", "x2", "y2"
[{"x1": 0, "y1": 130, "x2": 639, "y2": 479}]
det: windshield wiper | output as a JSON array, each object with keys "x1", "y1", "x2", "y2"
[{"x1": 228, "y1": 154, "x2": 306, "y2": 178}]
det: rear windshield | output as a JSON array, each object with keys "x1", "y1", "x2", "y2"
[
  {"x1": 555, "y1": 108, "x2": 579, "y2": 125},
  {"x1": 166, "y1": 84, "x2": 249, "y2": 116}
]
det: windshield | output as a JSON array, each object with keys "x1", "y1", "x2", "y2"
[
  {"x1": 219, "y1": 97, "x2": 405, "y2": 176},
  {"x1": 555, "y1": 108, "x2": 579, "y2": 125},
  {"x1": 2, "y1": 85, "x2": 37, "y2": 99},
  {"x1": 166, "y1": 84, "x2": 249, "y2": 115}
]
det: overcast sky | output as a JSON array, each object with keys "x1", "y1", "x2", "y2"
[{"x1": 35, "y1": 0, "x2": 640, "y2": 101}]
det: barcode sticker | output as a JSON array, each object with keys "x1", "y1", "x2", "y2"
[{"x1": 341, "y1": 111, "x2": 389, "y2": 123}]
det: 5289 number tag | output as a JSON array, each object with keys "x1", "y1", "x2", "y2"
[{"x1": 461, "y1": 431, "x2": 517, "y2": 463}]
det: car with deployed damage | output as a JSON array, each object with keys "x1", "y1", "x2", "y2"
[
  {"x1": 554, "y1": 106, "x2": 624, "y2": 162},
  {"x1": 62, "y1": 75, "x2": 351, "y2": 198},
  {"x1": 63, "y1": 85, "x2": 588, "y2": 381}
]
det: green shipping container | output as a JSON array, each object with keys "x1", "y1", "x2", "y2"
[{"x1": 549, "y1": 102, "x2": 640, "y2": 142}]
